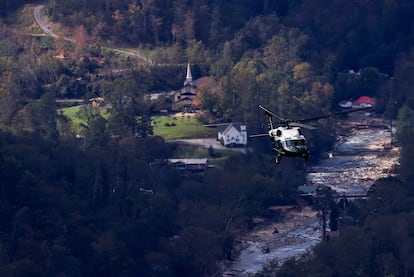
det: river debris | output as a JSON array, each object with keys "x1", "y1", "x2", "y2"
[
  {"x1": 221, "y1": 115, "x2": 399, "y2": 276},
  {"x1": 307, "y1": 115, "x2": 399, "y2": 194},
  {"x1": 222, "y1": 207, "x2": 320, "y2": 276}
]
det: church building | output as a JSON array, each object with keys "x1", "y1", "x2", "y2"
[{"x1": 173, "y1": 63, "x2": 197, "y2": 110}]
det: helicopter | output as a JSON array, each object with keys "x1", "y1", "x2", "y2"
[{"x1": 250, "y1": 104, "x2": 373, "y2": 164}]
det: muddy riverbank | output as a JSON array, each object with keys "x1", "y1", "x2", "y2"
[{"x1": 221, "y1": 114, "x2": 399, "y2": 276}]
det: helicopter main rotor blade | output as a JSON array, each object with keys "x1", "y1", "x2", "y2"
[
  {"x1": 249, "y1": 133, "x2": 269, "y2": 138},
  {"x1": 297, "y1": 106, "x2": 373, "y2": 123},
  {"x1": 290, "y1": 122, "x2": 317, "y2": 130},
  {"x1": 258, "y1": 105, "x2": 276, "y2": 117},
  {"x1": 259, "y1": 105, "x2": 287, "y2": 121},
  {"x1": 258, "y1": 105, "x2": 289, "y2": 129}
]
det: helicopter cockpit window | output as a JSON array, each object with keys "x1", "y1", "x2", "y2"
[
  {"x1": 297, "y1": 139, "x2": 305, "y2": 146},
  {"x1": 285, "y1": 139, "x2": 306, "y2": 147}
]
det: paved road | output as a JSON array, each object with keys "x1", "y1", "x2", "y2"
[{"x1": 33, "y1": 5, "x2": 57, "y2": 38}]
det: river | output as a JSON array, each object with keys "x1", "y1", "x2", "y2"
[{"x1": 221, "y1": 114, "x2": 399, "y2": 276}]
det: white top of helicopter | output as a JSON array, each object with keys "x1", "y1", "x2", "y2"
[
  {"x1": 250, "y1": 104, "x2": 373, "y2": 163},
  {"x1": 269, "y1": 126, "x2": 305, "y2": 141}
]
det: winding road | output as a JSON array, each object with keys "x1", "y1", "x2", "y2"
[
  {"x1": 32, "y1": 6, "x2": 400, "y2": 275},
  {"x1": 33, "y1": 5, "x2": 57, "y2": 38},
  {"x1": 33, "y1": 5, "x2": 152, "y2": 64}
]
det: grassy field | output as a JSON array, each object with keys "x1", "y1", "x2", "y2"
[
  {"x1": 59, "y1": 105, "x2": 86, "y2": 126},
  {"x1": 59, "y1": 105, "x2": 110, "y2": 133},
  {"x1": 59, "y1": 106, "x2": 214, "y2": 140},
  {"x1": 152, "y1": 114, "x2": 215, "y2": 140}
]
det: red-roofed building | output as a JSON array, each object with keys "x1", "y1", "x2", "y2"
[{"x1": 352, "y1": 96, "x2": 376, "y2": 108}]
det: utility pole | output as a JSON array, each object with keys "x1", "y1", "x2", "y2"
[
  {"x1": 314, "y1": 187, "x2": 367, "y2": 240},
  {"x1": 315, "y1": 185, "x2": 334, "y2": 240}
]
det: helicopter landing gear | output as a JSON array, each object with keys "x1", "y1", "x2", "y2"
[
  {"x1": 273, "y1": 146, "x2": 283, "y2": 164},
  {"x1": 275, "y1": 154, "x2": 282, "y2": 164}
]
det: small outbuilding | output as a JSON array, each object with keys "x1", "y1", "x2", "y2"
[
  {"x1": 338, "y1": 100, "x2": 353, "y2": 108},
  {"x1": 168, "y1": 158, "x2": 209, "y2": 171}
]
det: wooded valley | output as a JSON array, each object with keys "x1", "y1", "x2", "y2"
[{"x1": 0, "y1": 0, "x2": 414, "y2": 276}]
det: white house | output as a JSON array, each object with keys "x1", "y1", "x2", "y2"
[
  {"x1": 338, "y1": 100, "x2": 353, "y2": 108},
  {"x1": 217, "y1": 123, "x2": 247, "y2": 147}
]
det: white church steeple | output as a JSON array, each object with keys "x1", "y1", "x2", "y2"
[{"x1": 184, "y1": 62, "x2": 193, "y2": 86}]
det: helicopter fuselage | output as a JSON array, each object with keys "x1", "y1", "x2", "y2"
[
  {"x1": 270, "y1": 127, "x2": 310, "y2": 161},
  {"x1": 251, "y1": 104, "x2": 373, "y2": 164}
]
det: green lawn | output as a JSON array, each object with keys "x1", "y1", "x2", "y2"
[
  {"x1": 59, "y1": 105, "x2": 110, "y2": 133},
  {"x1": 59, "y1": 105, "x2": 85, "y2": 126},
  {"x1": 59, "y1": 106, "x2": 214, "y2": 140},
  {"x1": 152, "y1": 115, "x2": 216, "y2": 140}
]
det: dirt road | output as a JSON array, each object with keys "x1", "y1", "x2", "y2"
[{"x1": 32, "y1": 5, "x2": 152, "y2": 63}]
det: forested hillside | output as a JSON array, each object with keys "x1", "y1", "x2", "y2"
[{"x1": 0, "y1": 0, "x2": 414, "y2": 276}]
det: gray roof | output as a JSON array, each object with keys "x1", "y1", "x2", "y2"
[
  {"x1": 168, "y1": 158, "x2": 208, "y2": 165},
  {"x1": 217, "y1": 123, "x2": 243, "y2": 134}
]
